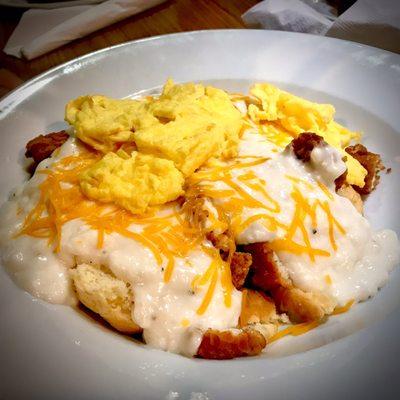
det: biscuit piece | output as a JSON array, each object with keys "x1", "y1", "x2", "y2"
[
  {"x1": 71, "y1": 263, "x2": 141, "y2": 334},
  {"x1": 197, "y1": 328, "x2": 266, "y2": 359},
  {"x1": 337, "y1": 183, "x2": 363, "y2": 214}
]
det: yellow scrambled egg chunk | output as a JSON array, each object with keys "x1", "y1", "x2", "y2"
[
  {"x1": 67, "y1": 80, "x2": 243, "y2": 213},
  {"x1": 248, "y1": 83, "x2": 367, "y2": 188},
  {"x1": 65, "y1": 95, "x2": 144, "y2": 152},
  {"x1": 80, "y1": 151, "x2": 184, "y2": 214},
  {"x1": 133, "y1": 80, "x2": 243, "y2": 176},
  {"x1": 249, "y1": 83, "x2": 335, "y2": 133},
  {"x1": 66, "y1": 80, "x2": 243, "y2": 176},
  {"x1": 69, "y1": 79, "x2": 369, "y2": 214}
]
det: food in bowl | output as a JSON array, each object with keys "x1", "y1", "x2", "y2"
[{"x1": 0, "y1": 80, "x2": 398, "y2": 359}]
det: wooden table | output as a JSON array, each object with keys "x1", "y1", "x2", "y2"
[{"x1": 0, "y1": 0, "x2": 260, "y2": 97}]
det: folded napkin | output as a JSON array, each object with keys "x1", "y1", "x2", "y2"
[
  {"x1": 242, "y1": 0, "x2": 400, "y2": 54},
  {"x1": 4, "y1": 0, "x2": 167, "y2": 60},
  {"x1": 326, "y1": 0, "x2": 400, "y2": 54},
  {"x1": 242, "y1": 0, "x2": 336, "y2": 36}
]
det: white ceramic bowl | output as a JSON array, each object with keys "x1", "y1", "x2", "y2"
[{"x1": 0, "y1": 30, "x2": 399, "y2": 400}]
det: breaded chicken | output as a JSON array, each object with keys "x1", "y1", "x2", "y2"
[
  {"x1": 71, "y1": 263, "x2": 141, "y2": 334},
  {"x1": 206, "y1": 231, "x2": 252, "y2": 289},
  {"x1": 345, "y1": 144, "x2": 384, "y2": 194},
  {"x1": 25, "y1": 130, "x2": 69, "y2": 165},
  {"x1": 244, "y1": 242, "x2": 336, "y2": 323},
  {"x1": 291, "y1": 132, "x2": 325, "y2": 161},
  {"x1": 230, "y1": 252, "x2": 252, "y2": 289},
  {"x1": 206, "y1": 231, "x2": 231, "y2": 256},
  {"x1": 244, "y1": 242, "x2": 291, "y2": 291},
  {"x1": 197, "y1": 328, "x2": 266, "y2": 359},
  {"x1": 291, "y1": 133, "x2": 384, "y2": 196},
  {"x1": 272, "y1": 287, "x2": 335, "y2": 323}
]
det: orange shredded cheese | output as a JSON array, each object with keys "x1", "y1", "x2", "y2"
[
  {"x1": 192, "y1": 155, "x2": 346, "y2": 263},
  {"x1": 19, "y1": 148, "x2": 237, "y2": 314},
  {"x1": 332, "y1": 299, "x2": 354, "y2": 315},
  {"x1": 317, "y1": 180, "x2": 334, "y2": 201},
  {"x1": 285, "y1": 175, "x2": 314, "y2": 190},
  {"x1": 269, "y1": 300, "x2": 355, "y2": 344},
  {"x1": 19, "y1": 126, "x2": 350, "y2": 322},
  {"x1": 268, "y1": 320, "x2": 323, "y2": 343}
]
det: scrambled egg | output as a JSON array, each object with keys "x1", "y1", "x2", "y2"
[
  {"x1": 248, "y1": 83, "x2": 366, "y2": 187},
  {"x1": 133, "y1": 81, "x2": 242, "y2": 176},
  {"x1": 65, "y1": 96, "x2": 143, "y2": 152},
  {"x1": 80, "y1": 150, "x2": 184, "y2": 214},
  {"x1": 66, "y1": 80, "x2": 242, "y2": 176},
  {"x1": 65, "y1": 79, "x2": 367, "y2": 214}
]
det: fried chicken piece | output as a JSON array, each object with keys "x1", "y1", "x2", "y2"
[
  {"x1": 197, "y1": 328, "x2": 266, "y2": 359},
  {"x1": 272, "y1": 287, "x2": 336, "y2": 323},
  {"x1": 244, "y1": 242, "x2": 336, "y2": 323},
  {"x1": 334, "y1": 170, "x2": 347, "y2": 190},
  {"x1": 239, "y1": 289, "x2": 277, "y2": 327},
  {"x1": 244, "y1": 242, "x2": 291, "y2": 291},
  {"x1": 207, "y1": 231, "x2": 252, "y2": 289},
  {"x1": 25, "y1": 130, "x2": 69, "y2": 165},
  {"x1": 337, "y1": 183, "x2": 363, "y2": 214},
  {"x1": 206, "y1": 231, "x2": 231, "y2": 255},
  {"x1": 230, "y1": 252, "x2": 252, "y2": 290},
  {"x1": 71, "y1": 263, "x2": 142, "y2": 334},
  {"x1": 345, "y1": 144, "x2": 384, "y2": 194},
  {"x1": 291, "y1": 132, "x2": 325, "y2": 161}
]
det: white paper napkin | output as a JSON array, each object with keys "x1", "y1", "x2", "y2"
[
  {"x1": 242, "y1": 0, "x2": 400, "y2": 54},
  {"x1": 242, "y1": 0, "x2": 336, "y2": 36},
  {"x1": 4, "y1": 0, "x2": 167, "y2": 60},
  {"x1": 326, "y1": 0, "x2": 400, "y2": 54}
]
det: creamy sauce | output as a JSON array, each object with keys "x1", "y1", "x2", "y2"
[
  {"x1": 0, "y1": 139, "x2": 82, "y2": 305},
  {"x1": 200, "y1": 131, "x2": 400, "y2": 306},
  {"x1": 1, "y1": 130, "x2": 399, "y2": 356},
  {"x1": 60, "y1": 218, "x2": 241, "y2": 356},
  {"x1": 310, "y1": 145, "x2": 347, "y2": 185},
  {"x1": 0, "y1": 138, "x2": 242, "y2": 356}
]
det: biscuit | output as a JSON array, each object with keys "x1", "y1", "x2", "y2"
[{"x1": 71, "y1": 263, "x2": 141, "y2": 334}]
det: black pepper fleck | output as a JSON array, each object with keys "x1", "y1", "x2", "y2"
[{"x1": 312, "y1": 229, "x2": 317, "y2": 234}]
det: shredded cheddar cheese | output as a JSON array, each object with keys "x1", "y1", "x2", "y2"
[
  {"x1": 193, "y1": 246, "x2": 234, "y2": 315},
  {"x1": 268, "y1": 320, "x2": 323, "y2": 343},
  {"x1": 192, "y1": 155, "x2": 346, "y2": 262},
  {"x1": 18, "y1": 146, "x2": 242, "y2": 316},
  {"x1": 332, "y1": 299, "x2": 354, "y2": 315},
  {"x1": 14, "y1": 80, "x2": 384, "y2": 358},
  {"x1": 268, "y1": 299, "x2": 355, "y2": 344}
]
